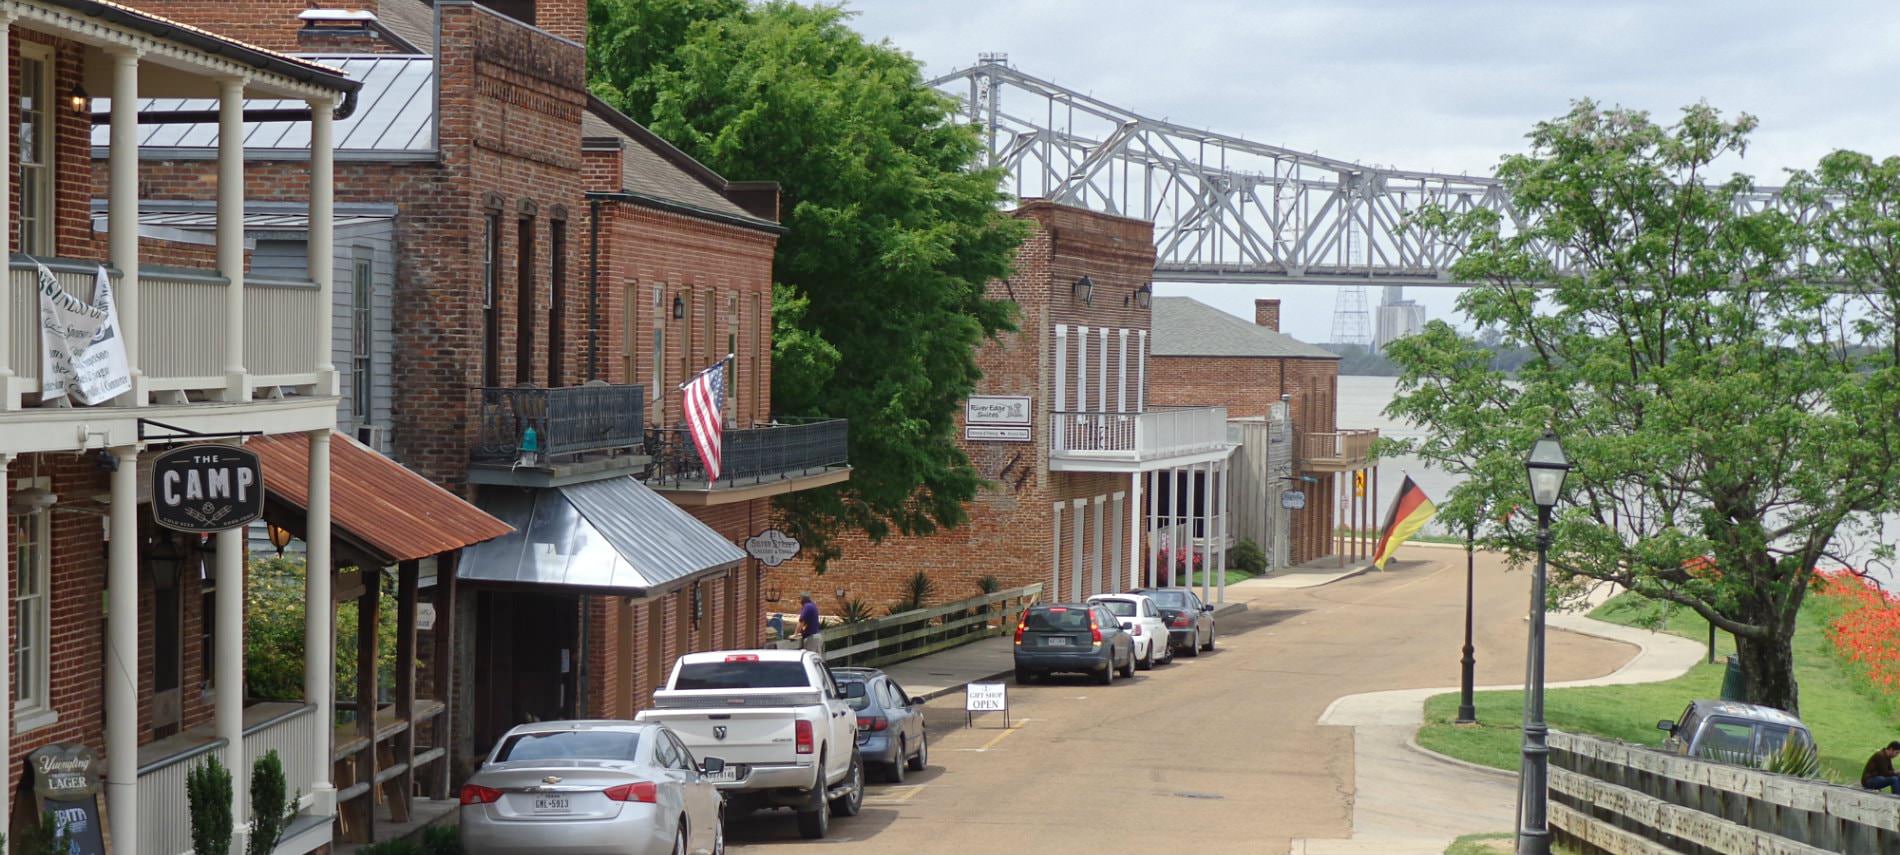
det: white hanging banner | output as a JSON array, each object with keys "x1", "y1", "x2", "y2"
[{"x1": 37, "y1": 262, "x2": 132, "y2": 405}]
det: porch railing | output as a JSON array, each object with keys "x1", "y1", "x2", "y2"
[
  {"x1": 472, "y1": 383, "x2": 646, "y2": 462},
  {"x1": 8, "y1": 257, "x2": 324, "y2": 403},
  {"x1": 1049, "y1": 407, "x2": 1229, "y2": 460},
  {"x1": 645, "y1": 418, "x2": 849, "y2": 489},
  {"x1": 1299, "y1": 429, "x2": 1379, "y2": 468},
  {"x1": 136, "y1": 702, "x2": 317, "y2": 855},
  {"x1": 819, "y1": 583, "x2": 1044, "y2": 668}
]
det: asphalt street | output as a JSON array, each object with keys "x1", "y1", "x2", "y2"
[{"x1": 727, "y1": 547, "x2": 1639, "y2": 854}]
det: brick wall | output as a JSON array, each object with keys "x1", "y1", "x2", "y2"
[
  {"x1": 770, "y1": 203, "x2": 1167, "y2": 610},
  {"x1": 1148, "y1": 353, "x2": 1341, "y2": 564}
]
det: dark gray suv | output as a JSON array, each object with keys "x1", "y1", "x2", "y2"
[{"x1": 1013, "y1": 603, "x2": 1137, "y2": 685}]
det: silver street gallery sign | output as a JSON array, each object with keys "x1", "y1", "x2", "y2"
[{"x1": 151, "y1": 444, "x2": 265, "y2": 533}]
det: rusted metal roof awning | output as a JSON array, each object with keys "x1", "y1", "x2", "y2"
[{"x1": 250, "y1": 432, "x2": 512, "y2": 564}]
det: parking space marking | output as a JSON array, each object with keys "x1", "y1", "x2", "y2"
[{"x1": 953, "y1": 718, "x2": 1032, "y2": 752}]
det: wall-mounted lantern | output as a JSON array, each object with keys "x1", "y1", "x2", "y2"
[{"x1": 1071, "y1": 275, "x2": 1094, "y2": 305}]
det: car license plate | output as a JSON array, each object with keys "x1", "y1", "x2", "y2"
[
  {"x1": 705, "y1": 766, "x2": 741, "y2": 784},
  {"x1": 533, "y1": 796, "x2": 570, "y2": 814},
  {"x1": 1046, "y1": 636, "x2": 1071, "y2": 646}
]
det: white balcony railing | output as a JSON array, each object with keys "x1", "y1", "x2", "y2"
[
  {"x1": 1049, "y1": 407, "x2": 1229, "y2": 470},
  {"x1": 8, "y1": 256, "x2": 323, "y2": 405},
  {"x1": 137, "y1": 703, "x2": 320, "y2": 855}
]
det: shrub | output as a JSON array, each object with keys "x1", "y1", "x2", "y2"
[
  {"x1": 247, "y1": 750, "x2": 299, "y2": 855},
  {"x1": 248, "y1": 556, "x2": 401, "y2": 703},
  {"x1": 14, "y1": 813, "x2": 62, "y2": 855},
  {"x1": 421, "y1": 826, "x2": 462, "y2": 855},
  {"x1": 1228, "y1": 539, "x2": 1267, "y2": 576},
  {"x1": 186, "y1": 755, "x2": 233, "y2": 855},
  {"x1": 891, "y1": 571, "x2": 935, "y2": 614},
  {"x1": 359, "y1": 840, "x2": 423, "y2": 855},
  {"x1": 838, "y1": 598, "x2": 876, "y2": 625}
]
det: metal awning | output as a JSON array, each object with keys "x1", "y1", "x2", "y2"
[{"x1": 458, "y1": 477, "x2": 745, "y2": 596}]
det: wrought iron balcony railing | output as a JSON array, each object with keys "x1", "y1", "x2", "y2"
[
  {"x1": 646, "y1": 418, "x2": 849, "y2": 489},
  {"x1": 472, "y1": 383, "x2": 646, "y2": 462}
]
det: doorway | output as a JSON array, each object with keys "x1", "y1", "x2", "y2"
[{"x1": 472, "y1": 590, "x2": 578, "y2": 751}]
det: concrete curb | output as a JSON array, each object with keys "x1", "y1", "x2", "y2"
[
  {"x1": 1401, "y1": 728, "x2": 1516, "y2": 780},
  {"x1": 1213, "y1": 601, "x2": 1249, "y2": 619}
]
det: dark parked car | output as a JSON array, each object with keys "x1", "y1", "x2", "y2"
[
  {"x1": 1013, "y1": 602, "x2": 1137, "y2": 685},
  {"x1": 1131, "y1": 588, "x2": 1217, "y2": 656},
  {"x1": 832, "y1": 666, "x2": 930, "y2": 783}
]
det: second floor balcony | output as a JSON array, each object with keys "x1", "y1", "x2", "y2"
[
  {"x1": 646, "y1": 418, "x2": 851, "y2": 505},
  {"x1": 469, "y1": 383, "x2": 647, "y2": 486},
  {"x1": 1299, "y1": 428, "x2": 1379, "y2": 472},
  {"x1": 1049, "y1": 407, "x2": 1231, "y2": 472}
]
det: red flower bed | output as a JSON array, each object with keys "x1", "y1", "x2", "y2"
[{"x1": 1815, "y1": 570, "x2": 1900, "y2": 694}]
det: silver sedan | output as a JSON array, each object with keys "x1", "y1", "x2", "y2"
[{"x1": 461, "y1": 720, "x2": 727, "y2": 855}]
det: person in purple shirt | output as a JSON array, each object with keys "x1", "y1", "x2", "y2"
[{"x1": 798, "y1": 593, "x2": 822, "y2": 649}]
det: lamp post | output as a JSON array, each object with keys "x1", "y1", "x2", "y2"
[
  {"x1": 1456, "y1": 520, "x2": 1478, "y2": 724},
  {"x1": 1517, "y1": 431, "x2": 1570, "y2": 855}
]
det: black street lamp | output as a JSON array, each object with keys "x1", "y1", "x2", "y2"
[
  {"x1": 1517, "y1": 431, "x2": 1570, "y2": 855},
  {"x1": 1456, "y1": 519, "x2": 1478, "y2": 724}
]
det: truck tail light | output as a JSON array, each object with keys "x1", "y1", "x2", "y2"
[
  {"x1": 795, "y1": 719, "x2": 814, "y2": 755},
  {"x1": 724, "y1": 654, "x2": 760, "y2": 663},
  {"x1": 604, "y1": 781, "x2": 659, "y2": 803},
  {"x1": 458, "y1": 784, "x2": 502, "y2": 805}
]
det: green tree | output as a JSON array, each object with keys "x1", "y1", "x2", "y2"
[
  {"x1": 246, "y1": 556, "x2": 400, "y2": 703},
  {"x1": 590, "y1": 1, "x2": 1024, "y2": 565},
  {"x1": 186, "y1": 755, "x2": 233, "y2": 855},
  {"x1": 1385, "y1": 102, "x2": 1900, "y2": 714}
]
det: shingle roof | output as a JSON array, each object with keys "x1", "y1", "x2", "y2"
[
  {"x1": 376, "y1": 0, "x2": 435, "y2": 53},
  {"x1": 1151, "y1": 296, "x2": 1337, "y2": 359},
  {"x1": 94, "y1": 55, "x2": 434, "y2": 155},
  {"x1": 583, "y1": 103, "x2": 762, "y2": 224}
]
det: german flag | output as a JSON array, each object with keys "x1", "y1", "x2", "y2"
[{"x1": 1371, "y1": 476, "x2": 1437, "y2": 570}]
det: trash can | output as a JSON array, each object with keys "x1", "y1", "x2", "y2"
[{"x1": 1720, "y1": 654, "x2": 1746, "y2": 701}]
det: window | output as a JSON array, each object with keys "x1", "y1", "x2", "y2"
[
  {"x1": 495, "y1": 730, "x2": 641, "y2": 763},
  {"x1": 548, "y1": 219, "x2": 566, "y2": 386},
  {"x1": 651, "y1": 329, "x2": 665, "y2": 404},
  {"x1": 482, "y1": 213, "x2": 501, "y2": 387},
  {"x1": 200, "y1": 558, "x2": 215, "y2": 693},
  {"x1": 749, "y1": 293, "x2": 762, "y2": 421},
  {"x1": 13, "y1": 507, "x2": 48, "y2": 716},
  {"x1": 17, "y1": 45, "x2": 53, "y2": 255},
  {"x1": 727, "y1": 333, "x2": 738, "y2": 404},
  {"x1": 351, "y1": 256, "x2": 373, "y2": 425}
]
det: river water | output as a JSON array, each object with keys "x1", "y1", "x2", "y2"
[{"x1": 1338, "y1": 374, "x2": 1898, "y2": 588}]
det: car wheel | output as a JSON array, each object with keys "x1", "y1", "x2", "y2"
[
  {"x1": 1203, "y1": 625, "x2": 1216, "y2": 651},
  {"x1": 830, "y1": 750, "x2": 864, "y2": 817},
  {"x1": 1184, "y1": 631, "x2": 1201, "y2": 657},
  {"x1": 713, "y1": 810, "x2": 726, "y2": 855},
  {"x1": 907, "y1": 730, "x2": 929, "y2": 772},
  {"x1": 1097, "y1": 660, "x2": 1114, "y2": 685},
  {"x1": 796, "y1": 758, "x2": 831, "y2": 839},
  {"x1": 888, "y1": 738, "x2": 907, "y2": 784},
  {"x1": 1138, "y1": 643, "x2": 1154, "y2": 671},
  {"x1": 1015, "y1": 666, "x2": 1035, "y2": 684},
  {"x1": 673, "y1": 824, "x2": 688, "y2": 855},
  {"x1": 1119, "y1": 647, "x2": 1136, "y2": 678}
]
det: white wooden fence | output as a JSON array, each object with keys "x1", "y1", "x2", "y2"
[{"x1": 1550, "y1": 731, "x2": 1900, "y2": 855}]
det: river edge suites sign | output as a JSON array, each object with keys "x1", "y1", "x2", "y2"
[
  {"x1": 964, "y1": 395, "x2": 1032, "y2": 442},
  {"x1": 151, "y1": 444, "x2": 265, "y2": 533}
]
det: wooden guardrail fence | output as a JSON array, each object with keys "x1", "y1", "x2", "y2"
[
  {"x1": 1549, "y1": 731, "x2": 1900, "y2": 855},
  {"x1": 821, "y1": 583, "x2": 1044, "y2": 668}
]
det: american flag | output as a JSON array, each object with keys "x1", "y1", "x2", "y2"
[{"x1": 681, "y1": 357, "x2": 729, "y2": 481}]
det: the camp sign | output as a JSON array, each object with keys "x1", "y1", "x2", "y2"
[{"x1": 151, "y1": 444, "x2": 264, "y2": 533}]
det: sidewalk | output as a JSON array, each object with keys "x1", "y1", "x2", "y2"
[
  {"x1": 1292, "y1": 590, "x2": 1707, "y2": 855},
  {"x1": 1240, "y1": 555, "x2": 1377, "y2": 590}
]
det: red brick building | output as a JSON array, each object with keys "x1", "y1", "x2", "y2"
[
  {"x1": 107, "y1": 0, "x2": 846, "y2": 840},
  {"x1": 1149, "y1": 296, "x2": 1373, "y2": 566},
  {"x1": 774, "y1": 202, "x2": 1238, "y2": 615}
]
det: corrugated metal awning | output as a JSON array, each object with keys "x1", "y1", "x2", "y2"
[
  {"x1": 458, "y1": 478, "x2": 745, "y2": 596},
  {"x1": 251, "y1": 432, "x2": 513, "y2": 564}
]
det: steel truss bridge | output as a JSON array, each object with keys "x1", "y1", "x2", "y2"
[{"x1": 927, "y1": 56, "x2": 1795, "y2": 287}]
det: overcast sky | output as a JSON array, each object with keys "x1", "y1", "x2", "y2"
[{"x1": 843, "y1": 0, "x2": 1900, "y2": 343}]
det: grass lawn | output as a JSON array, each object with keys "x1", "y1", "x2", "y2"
[
  {"x1": 1443, "y1": 833, "x2": 1513, "y2": 855},
  {"x1": 1416, "y1": 591, "x2": 1896, "y2": 783},
  {"x1": 1171, "y1": 568, "x2": 1255, "y2": 588}
]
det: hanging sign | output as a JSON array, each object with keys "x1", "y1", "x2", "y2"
[
  {"x1": 28, "y1": 744, "x2": 106, "y2": 855},
  {"x1": 1281, "y1": 490, "x2": 1307, "y2": 510},
  {"x1": 36, "y1": 262, "x2": 132, "y2": 405},
  {"x1": 745, "y1": 529, "x2": 802, "y2": 567},
  {"x1": 151, "y1": 445, "x2": 265, "y2": 533},
  {"x1": 1354, "y1": 471, "x2": 1366, "y2": 497}
]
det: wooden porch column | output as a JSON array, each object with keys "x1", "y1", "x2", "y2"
[
  {"x1": 105, "y1": 446, "x2": 139, "y2": 855},
  {"x1": 215, "y1": 526, "x2": 250, "y2": 853},
  {"x1": 426, "y1": 554, "x2": 458, "y2": 799},
  {"x1": 218, "y1": 76, "x2": 249, "y2": 401},
  {"x1": 0, "y1": 17, "x2": 14, "y2": 408},
  {"x1": 303, "y1": 430, "x2": 336, "y2": 813},
  {"x1": 385, "y1": 560, "x2": 417, "y2": 823},
  {"x1": 350, "y1": 569, "x2": 378, "y2": 842},
  {"x1": 107, "y1": 49, "x2": 142, "y2": 406}
]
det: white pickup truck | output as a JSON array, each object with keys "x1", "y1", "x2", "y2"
[{"x1": 635, "y1": 649, "x2": 864, "y2": 839}]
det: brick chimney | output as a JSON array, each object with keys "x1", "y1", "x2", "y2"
[{"x1": 1254, "y1": 299, "x2": 1281, "y2": 332}]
